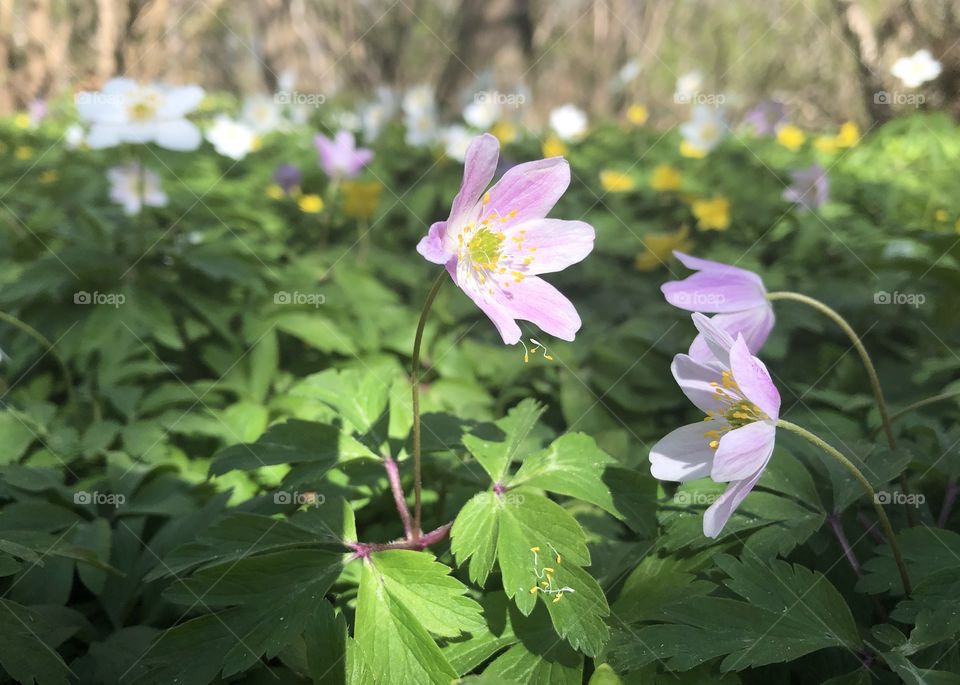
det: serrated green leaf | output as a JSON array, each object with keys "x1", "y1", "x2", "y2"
[
  {"x1": 451, "y1": 492, "x2": 500, "y2": 586},
  {"x1": 481, "y1": 603, "x2": 583, "y2": 684},
  {"x1": 463, "y1": 399, "x2": 547, "y2": 482},
  {"x1": 0, "y1": 599, "x2": 75, "y2": 685}
]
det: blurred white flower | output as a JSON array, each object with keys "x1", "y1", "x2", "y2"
[
  {"x1": 403, "y1": 85, "x2": 438, "y2": 146},
  {"x1": 361, "y1": 86, "x2": 397, "y2": 142},
  {"x1": 549, "y1": 104, "x2": 587, "y2": 141},
  {"x1": 463, "y1": 93, "x2": 501, "y2": 130},
  {"x1": 277, "y1": 70, "x2": 297, "y2": 95},
  {"x1": 441, "y1": 125, "x2": 473, "y2": 162},
  {"x1": 613, "y1": 60, "x2": 641, "y2": 89},
  {"x1": 206, "y1": 116, "x2": 258, "y2": 160},
  {"x1": 65, "y1": 124, "x2": 86, "y2": 149},
  {"x1": 680, "y1": 105, "x2": 726, "y2": 153},
  {"x1": 107, "y1": 163, "x2": 167, "y2": 215},
  {"x1": 331, "y1": 110, "x2": 362, "y2": 132},
  {"x1": 891, "y1": 49, "x2": 941, "y2": 88},
  {"x1": 77, "y1": 78, "x2": 204, "y2": 150},
  {"x1": 675, "y1": 70, "x2": 704, "y2": 101},
  {"x1": 242, "y1": 95, "x2": 282, "y2": 134}
]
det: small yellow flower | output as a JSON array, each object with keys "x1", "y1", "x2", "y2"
[
  {"x1": 542, "y1": 134, "x2": 568, "y2": 158},
  {"x1": 955, "y1": 218, "x2": 960, "y2": 234},
  {"x1": 342, "y1": 180, "x2": 382, "y2": 219},
  {"x1": 776, "y1": 124, "x2": 806, "y2": 151},
  {"x1": 835, "y1": 121, "x2": 860, "y2": 148},
  {"x1": 13, "y1": 113, "x2": 31, "y2": 130},
  {"x1": 298, "y1": 194, "x2": 324, "y2": 214},
  {"x1": 626, "y1": 104, "x2": 649, "y2": 126},
  {"x1": 490, "y1": 121, "x2": 517, "y2": 145},
  {"x1": 679, "y1": 140, "x2": 708, "y2": 159},
  {"x1": 266, "y1": 184, "x2": 285, "y2": 200},
  {"x1": 14, "y1": 146, "x2": 34, "y2": 160},
  {"x1": 692, "y1": 196, "x2": 731, "y2": 231},
  {"x1": 935, "y1": 209, "x2": 948, "y2": 222},
  {"x1": 635, "y1": 225, "x2": 692, "y2": 271},
  {"x1": 814, "y1": 136, "x2": 840, "y2": 154},
  {"x1": 39, "y1": 170, "x2": 58, "y2": 184},
  {"x1": 650, "y1": 164, "x2": 683, "y2": 191},
  {"x1": 599, "y1": 170, "x2": 634, "y2": 193}
]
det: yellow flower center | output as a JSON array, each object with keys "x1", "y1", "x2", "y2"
[
  {"x1": 127, "y1": 91, "x2": 161, "y2": 122},
  {"x1": 457, "y1": 196, "x2": 525, "y2": 292},
  {"x1": 702, "y1": 370, "x2": 769, "y2": 448}
]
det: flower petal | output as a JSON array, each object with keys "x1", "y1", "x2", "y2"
[
  {"x1": 661, "y1": 271, "x2": 767, "y2": 313},
  {"x1": 152, "y1": 119, "x2": 202, "y2": 151},
  {"x1": 671, "y1": 354, "x2": 725, "y2": 415},
  {"x1": 485, "y1": 156, "x2": 570, "y2": 225},
  {"x1": 703, "y1": 467, "x2": 766, "y2": 538},
  {"x1": 453, "y1": 263, "x2": 522, "y2": 344},
  {"x1": 449, "y1": 133, "x2": 500, "y2": 221},
  {"x1": 506, "y1": 219, "x2": 595, "y2": 274},
  {"x1": 711, "y1": 420, "x2": 776, "y2": 482},
  {"x1": 688, "y1": 305, "x2": 774, "y2": 362},
  {"x1": 673, "y1": 251, "x2": 765, "y2": 287},
  {"x1": 416, "y1": 221, "x2": 451, "y2": 265},
  {"x1": 85, "y1": 124, "x2": 122, "y2": 149},
  {"x1": 690, "y1": 312, "x2": 735, "y2": 367},
  {"x1": 729, "y1": 334, "x2": 781, "y2": 419},
  {"x1": 158, "y1": 85, "x2": 205, "y2": 118},
  {"x1": 495, "y1": 276, "x2": 581, "y2": 341},
  {"x1": 649, "y1": 422, "x2": 715, "y2": 482}
]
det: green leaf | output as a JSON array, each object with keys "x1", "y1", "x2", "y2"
[
  {"x1": 0, "y1": 411, "x2": 37, "y2": 464},
  {"x1": 861, "y1": 527, "x2": 960, "y2": 596},
  {"x1": 481, "y1": 603, "x2": 583, "y2": 684},
  {"x1": 354, "y1": 557, "x2": 459, "y2": 684},
  {"x1": 450, "y1": 492, "x2": 501, "y2": 586},
  {"x1": 463, "y1": 399, "x2": 547, "y2": 482},
  {"x1": 0, "y1": 599, "x2": 75, "y2": 685},
  {"x1": 209, "y1": 419, "x2": 377, "y2": 476},
  {"x1": 441, "y1": 593, "x2": 517, "y2": 676},
  {"x1": 273, "y1": 311, "x2": 357, "y2": 355}
]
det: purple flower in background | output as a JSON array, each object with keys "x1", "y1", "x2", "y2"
[
  {"x1": 783, "y1": 163, "x2": 829, "y2": 212},
  {"x1": 661, "y1": 251, "x2": 774, "y2": 362},
  {"x1": 315, "y1": 130, "x2": 373, "y2": 179},
  {"x1": 417, "y1": 133, "x2": 595, "y2": 345},
  {"x1": 29, "y1": 99, "x2": 48, "y2": 126},
  {"x1": 741, "y1": 99, "x2": 785, "y2": 136},
  {"x1": 650, "y1": 313, "x2": 781, "y2": 538},
  {"x1": 272, "y1": 163, "x2": 302, "y2": 193}
]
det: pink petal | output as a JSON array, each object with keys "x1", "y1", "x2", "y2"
[
  {"x1": 417, "y1": 221, "x2": 451, "y2": 265},
  {"x1": 673, "y1": 251, "x2": 765, "y2": 289},
  {"x1": 452, "y1": 263, "x2": 522, "y2": 344},
  {"x1": 449, "y1": 133, "x2": 500, "y2": 221},
  {"x1": 703, "y1": 467, "x2": 766, "y2": 538},
  {"x1": 671, "y1": 354, "x2": 726, "y2": 415},
  {"x1": 649, "y1": 422, "x2": 715, "y2": 482},
  {"x1": 661, "y1": 272, "x2": 767, "y2": 313},
  {"x1": 505, "y1": 219, "x2": 595, "y2": 274},
  {"x1": 485, "y1": 157, "x2": 570, "y2": 225},
  {"x1": 729, "y1": 335, "x2": 781, "y2": 419},
  {"x1": 711, "y1": 421, "x2": 776, "y2": 482},
  {"x1": 690, "y1": 313, "x2": 735, "y2": 367},
  {"x1": 495, "y1": 276, "x2": 581, "y2": 341},
  {"x1": 688, "y1": 305, "x2": 774, "y2": 362}
]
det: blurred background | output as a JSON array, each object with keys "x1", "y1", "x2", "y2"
[{"x1": 2, "y1": 0, "x2": 959, "y2": 124}]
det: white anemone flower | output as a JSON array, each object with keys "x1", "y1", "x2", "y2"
[
  {"x1": 107, "y1": 163, "x2": 168, "y2": 216},
  {"x1": 891, "y1": 49, "x2": 942, "y2": 88},
  {"x1": 361, "y1": 86, "x2": 397, "y2": 142},
  {"x1": 242, "y1": 95, "x2": 282, "y2": 134},
  {"x1": 441, "y1": 125, "x2": 473, "y2": 162},
  {"x1": 680, "y1": 105, "x2": 727, "y2": 153},
  {"x1": 77, "y1": 78, "x2": 204, "y2": 151},
  {"x1": 675, "y1": 70, "x2": 704, "y2": 102},
  {"x1": 403, "y1": 85, "x2": 438, "y2": 146},
  {"x1": 549, "y1": 104, "x2": 588, "y2": 142},
  {"x1": 64, "y1": 124, "x2": 86, "y2": 150},
  {"x1": 206, "y1": 116, "x2": 258, "y2": 161},
  {"x1": 463, "y1": 93, "x2": 501, "y2": 130}
]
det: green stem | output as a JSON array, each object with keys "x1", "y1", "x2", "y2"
[
  {"x1": 0, "y1": 311, "x2": 75, "y2": 404},
  {"x1": 881, "y1": 389, "x2": 960, "y2": 432},
  {"x1": 777, "y1": 419, "x2": 912, "y2": 595},
  {"x1": 766, "y1": 291, "x2": 896, "y2": 450},
  {"x1": 410, "y1": 272, "x2": 447, "y2": 540}
]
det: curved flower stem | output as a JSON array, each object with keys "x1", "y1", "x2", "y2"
[
  {"x1": 879, "y1": 389, "x2": 960, "y2": 435},
  {"x1": 766, "y1": 291, "x2": 896, "y2": 450},
  {"x1": 0, "y1": 311, "x2": 75, "y2": 405},
  {"x1": 410, "y1": 271, "x2": 447, "y2": 540},
  {"x1": 777, "y1": 419, "x2": 912, "y2": 595}
]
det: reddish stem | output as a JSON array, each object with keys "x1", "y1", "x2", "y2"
[
  {"x1": 384, "y1": 456, "x2": 414, "y2": 540},
  {"x1": 938, "y1": 479, "x2": 958, "y2": 528},
  {"x1": 349, "y1": 522, "x2": 453, "y2": 559}
]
